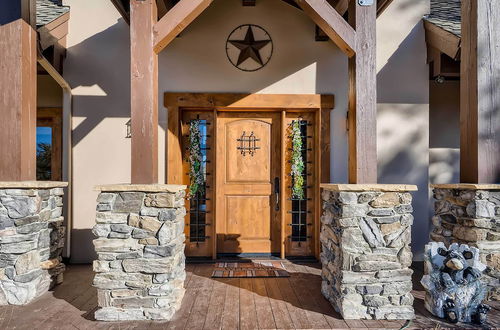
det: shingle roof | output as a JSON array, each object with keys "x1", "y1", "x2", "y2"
[
  {"x1": 424, "y1": 0, "x2": 461, "y2": 37},
  {"x1": 36, "y1": 0, "x2": 70, "y2": 28}
]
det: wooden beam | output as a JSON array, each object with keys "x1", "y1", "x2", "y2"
[
  {"x1": 377, "y1": 0, "x2": 395, "y2": 17},
  {"x1": 153, "y1": 0, "x2": 213, "y2": 54},
  {"x1": 423, "y1": 20, "x2": 461, "y2": 60},
  {"x1": 38, "y1": 12, "x2": 70, "y2": 51},
  {"x1": 332, "y1": 0, "x2": 348, "y2": 16},
  {"x1": 110, "y1": 0, "x2": 130, "y2": 24},
  {"x1": 130, "y1": 0, "x2": 159, "y2": 183},
  {"x1": 460, "y1": 0, "x2": 500, "y2": 183},
  {"x1": 347, "y1": 0, "x2": 377, "y2": 183},
  {"x1": 157, "y1": 0, "x2": 169, "y2": 19},
  {"x1": 296, "y1": 0, "x2": 356, "y2": 57},
  {"x1": 164, "y1": 93, "x2": 334, "y2": 110},
  {"x1": 427, "y1": 46, "x2": 441, "y2": 77},
  {"x1": 0, "y1": 20, "x2": 37, "y2": 181},
  {"x1": 21, "y1": 0, "x2": 36, "y2": 28}
]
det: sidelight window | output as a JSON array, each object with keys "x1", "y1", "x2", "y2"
[
  {"x1": 188, "y1": 119, "x2": 209, "y2": 243},
  {"x1": 290, "y1": 120, "x2": 311, "y2": 242}
]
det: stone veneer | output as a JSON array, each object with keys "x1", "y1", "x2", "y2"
[
  {"x1": 0, "y1": 181, "x2": 67, "y2": 305},
  {"x1": 92, "y1": 184, "x2": 187, "y2": 321},
  {"x1": 430, "y1": 184, "x2": 500, "y2": 301},
  {"x1": 320, "y1": 184, "x2": 418, "y2": 320}
]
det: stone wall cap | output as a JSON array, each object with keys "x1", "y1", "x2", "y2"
[
  {"x1": 320, "y1": 184, "x2": 418, "y2": 192},
  {"x1": 95, "y1": 184, "x2": 187, "y2": 192},
  {"x1": 0, "y1": 181, "x2": 68, "y2": 188},
  {"x1": 430, "y1": 183, "x2": 500, "y2": 190}
]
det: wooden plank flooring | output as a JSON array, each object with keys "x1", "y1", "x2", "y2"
[{"x1": 0, "y1": 261, "x2": 498, "y2": 329}]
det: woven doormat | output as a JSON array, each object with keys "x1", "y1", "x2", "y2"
[{"x1": 211, "y1": 261, "x2": 290, "y2": 278}]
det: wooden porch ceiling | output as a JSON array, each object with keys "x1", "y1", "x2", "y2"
[{"x1": 111, "y1": 0, "x2": 395, "y2": 26}]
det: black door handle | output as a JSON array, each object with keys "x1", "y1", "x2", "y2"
[{"x1": 274, "y1": 177, "x2": 280, "y2": 211}]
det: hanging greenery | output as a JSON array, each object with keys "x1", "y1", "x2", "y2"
[
  {"x1": 291, "y1": 120, "x2": 305, "y2": 199},
  {"x1": 188, "y1": 120, "x2": 205, "y2": 198}
]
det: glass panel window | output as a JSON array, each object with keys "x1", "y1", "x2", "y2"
[
  {"x1": 189, "y1": 119, "x2": 208, "y2": 242},
  {"x1": 36, "y1": 126, "x2": 52, "y2": 180},
  {"x1": 291, "y1": 120, "x2": 308, "y2": 242}
]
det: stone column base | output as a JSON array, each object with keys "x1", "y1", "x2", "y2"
[
  {"x1": 320, "y1": 184, "x2": 418, "y2": 320},
  {"x1": 93, "y1": 184, "x2": 186, "y2": 321},
  {"x1": 430, "y1": 184, "x2": 500, "y2": 301},
  {"x1": 0, "y1": 181, "x2": 68, "y2": 305}
]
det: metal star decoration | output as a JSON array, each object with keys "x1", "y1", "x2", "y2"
[{"x1": 228, "y1": 25, "x2": 271, "y2": 67}]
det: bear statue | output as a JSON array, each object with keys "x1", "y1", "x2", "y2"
[{"x1": 421, "y1": 242, "x2": 490, "y2": 325}]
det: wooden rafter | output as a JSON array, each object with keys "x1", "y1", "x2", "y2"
[
  {"x1": 377, "y1": 0, "x2": 395, "y2": 17},
  {"x1": 153, "y1": 0, "x2": 213, "y2": 54},
  {"x1": 282, "y1": 0, "x2": 393, "y2": 18},
  {"x1": 423, "y1": 20, "x2": 461, "y2": 60},
  {"x1": 110, "y1": 0, "x2": 130, "y2": 24},
  {"x1": 332, "y1": 0, "x2": 348, "y2": 16},
  {"x1": 296, "y1": 0, "x2": 356, "y2": 57},
  {"x1": 157, "y1": 0, "x2": 169, "y2": 18}
]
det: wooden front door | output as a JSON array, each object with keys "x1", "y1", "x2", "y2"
[{"x1": 216, "y1": 112, "x2": 281, "y2": 255}]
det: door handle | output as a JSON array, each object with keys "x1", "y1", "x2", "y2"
[{"x1": 274, "y1": 177, "x2": 280, "y2": 211}]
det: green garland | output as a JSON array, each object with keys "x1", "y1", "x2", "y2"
[
  {"x1": 188, "y1": 120, "x2": 205, "y2": 197},
  {"x1": 291, "y1": 120, "x2": 305, "y2": 199}
]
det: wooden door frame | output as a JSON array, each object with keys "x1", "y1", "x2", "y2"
[{"x1": 165, "y1": 93, "x2": 333, "y2": 259}]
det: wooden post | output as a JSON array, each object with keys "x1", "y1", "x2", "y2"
[
  {"x1": 460, "y1": 0, "x2": 500, "y2": 183},
  {"x1": 0, "y1": 2, "x2": 37, "y2": 181},
  {"x1": 348, "y1": 0, "x2": 377, "y2": 183},
  {"x1": 130, "y1": 0, "x2": 159, "y2": 184}
]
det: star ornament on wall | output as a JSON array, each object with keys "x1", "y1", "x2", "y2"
[{"x1": 226, "y1": 24, "x2": 273, "y2": 72}]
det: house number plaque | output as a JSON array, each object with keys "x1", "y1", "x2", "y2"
[
  {"x1": 358, "y1": 0, "x2": 374, "y2": 5},
  {"x1": 237, "y1": 131, "x2": 260, "y2": 156}
]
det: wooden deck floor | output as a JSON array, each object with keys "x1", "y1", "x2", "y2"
[{"x1": 0, "y1": 262, "x2": 499, "y2": 329}]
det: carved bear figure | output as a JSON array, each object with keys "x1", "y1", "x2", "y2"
[
  {"x1": 421, "y1": 242, "x2": 490, "y2": 325},
  {"x1": 438, "y1": 247, "x2": 482, "y2": 288}
]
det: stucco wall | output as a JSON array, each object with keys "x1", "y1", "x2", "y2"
[
  {"x1": 38, "y1": 75, "x2": 62, "y2": 108},
  {"x1": 64, "y1": 0, "x2": 431, "y2": 263},
  {"x1": 64, "y1": 0, "x2": 132, "y2": 262},
  {"x1": 429, "y1": 80, "x2": 460, "y2": 184},
  {"x1": 377, "y1": 0, "x2": 430, "y2": 260}
]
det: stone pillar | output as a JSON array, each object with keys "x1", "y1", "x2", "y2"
[
  {"x1": 430, "y1": 184, "x2": 500, "y2": 301},
  {"x1": 320, "y1": 184, "x2": 418, "y2": 320},
  {"x1": 0, "y1": 181, "x2": 68, "y2": 305},
  {"x1": 92, "y1": 184, "x2": 186, "y2": 321}
]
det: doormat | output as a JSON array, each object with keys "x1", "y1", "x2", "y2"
[{"x1": 211, "y1": 261, "x2": 290, "y2": 278}]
